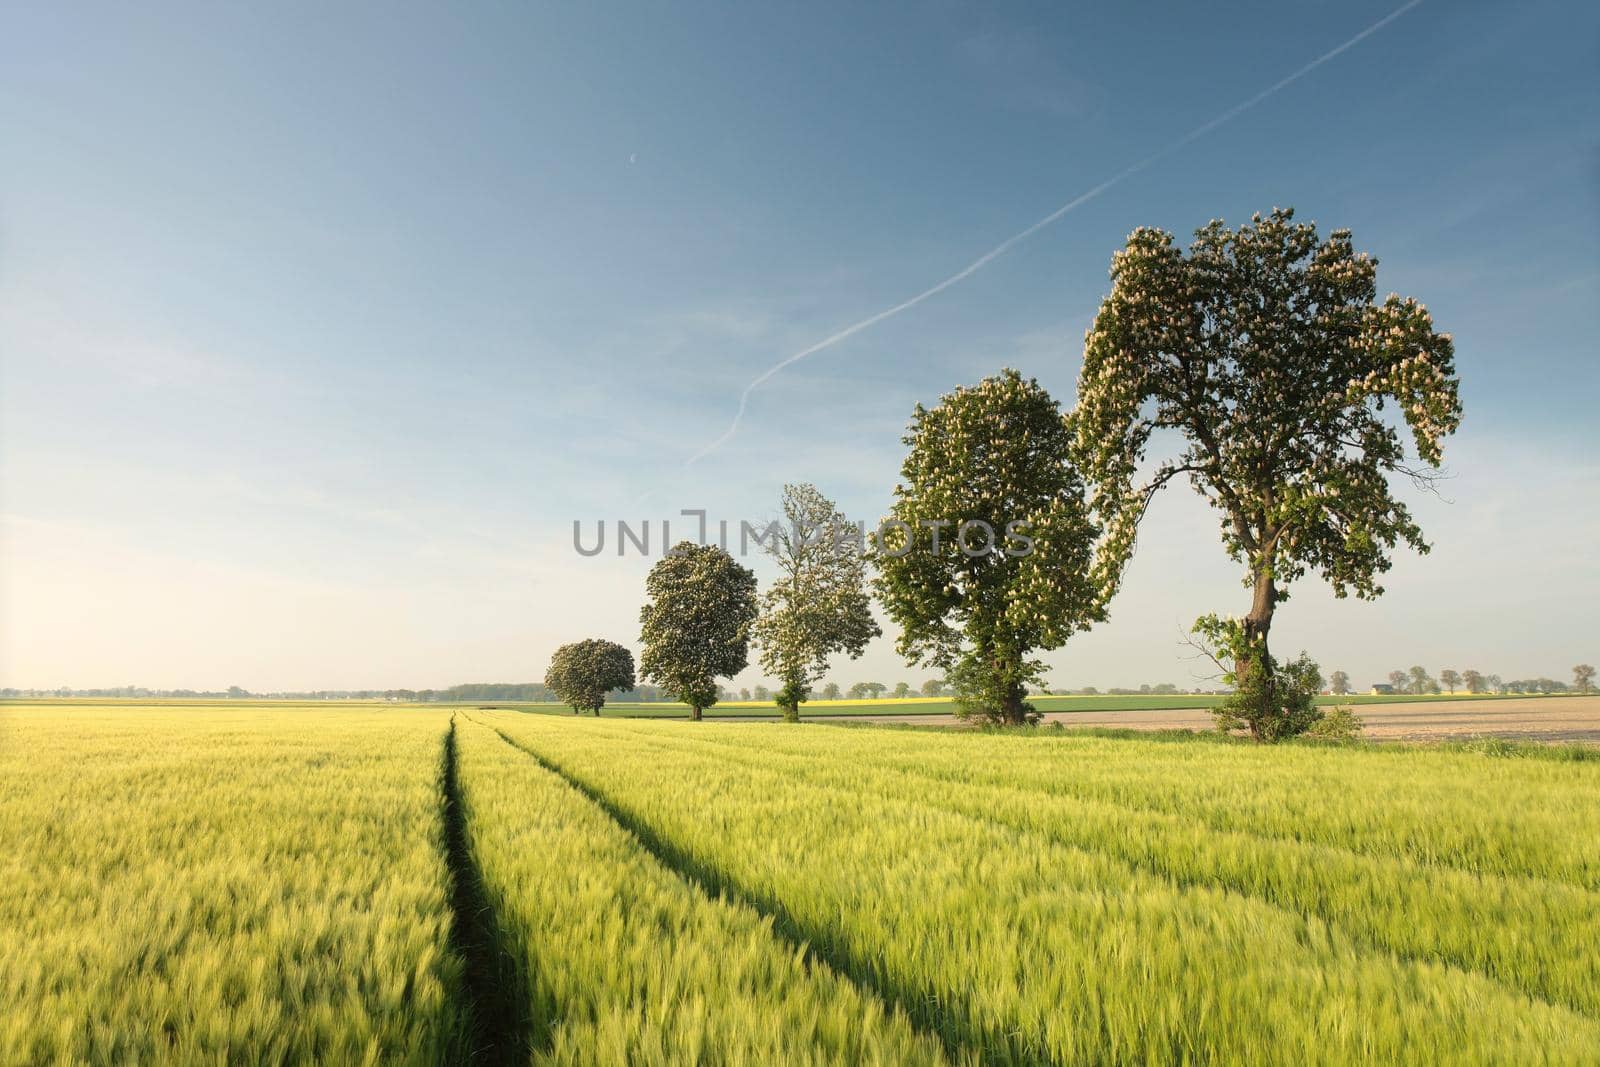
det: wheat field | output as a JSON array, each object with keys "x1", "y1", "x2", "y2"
[{"x1": 3, "y1": 702, "x2": 1596, "y2": 1064}]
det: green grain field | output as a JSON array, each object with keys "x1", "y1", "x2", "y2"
[{"x1": 3, "y1": 702, "x2": 1597, "y2": 1065}]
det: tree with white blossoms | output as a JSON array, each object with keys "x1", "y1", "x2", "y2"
[
  {"x1": 544, "y1": 638, "x2": 636, "y2": 716},
  {"x1": 752, "y1": 483, "x2": 880, "y2": 722},
  {"x1": 639, "y1": 542, "x2": 758, "y2": 721},
  {"x1": 1074, "y1": 208, "x2": 1461, "y2": 741},
  {"x1": 874, "y1": 369, "x2": 1102, "y2": 725}
]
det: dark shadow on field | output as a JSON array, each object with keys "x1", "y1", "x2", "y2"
[
  {"x1": 479, "y1": 717, "x2": 1016, "y2": 1067},
  {"x1": 441, "y1": 717, "x2": 551, "y2": 1065}
]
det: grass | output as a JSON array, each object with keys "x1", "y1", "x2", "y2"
[{"x1": 5, "y1": 701, "x2": 1597, "y2": 1064}]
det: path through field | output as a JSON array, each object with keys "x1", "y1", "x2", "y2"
[{"x1": 843, "y1": 695, "x2": 1600, "y2": 742}]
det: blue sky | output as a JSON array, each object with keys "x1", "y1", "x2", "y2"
[{"x1": 3, "y1": 0, "x2": 1596, "y2": 691}]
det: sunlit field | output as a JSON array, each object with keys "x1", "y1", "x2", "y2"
[
  {"x1": 0, "y1": 705, "x2": 464, "y2": 1065},
  {"x1": 4, "y1": 703, "x2": 1597, "y2": 1064}
]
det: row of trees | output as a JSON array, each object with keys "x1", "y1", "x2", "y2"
[
  {"x1": 551, "y1": 209, "x2": 1466, "y2": 739},
  {"x1": 730, "y1": 681, "x2": 931, "y2": 700},
  {"x1": 1370, "y1": 665, "x2": 1594, "y2": 696},
  {"x1": 1317, "y1": 665, "x2": 1598, "y2": 697},
  {"x1": 544, "y1": 483, "x2": 884, "y2": 721}
]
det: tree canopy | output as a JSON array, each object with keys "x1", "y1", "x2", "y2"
[
  {"x1": 638, "y1": 542, "x2": 758, "y2": 721},
  {"x1": 544, "y1": 639, "x2": 636, "y2": 715},
  {"x1": 752, "y1": 483, "x2": 880, "y2": 721},
  {"x1": 875, "y1": 369, "x2": 1102, "y2": 724},
  {"x1": 1074, "y1": 209, "x2": 1461, "y2": 739},
  {"x1": 1575, "y1": 664, "x2": 1596, "y2": 693}
]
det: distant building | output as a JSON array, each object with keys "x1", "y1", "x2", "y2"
[{"x1": 1369, "y1": 683, "x2": 1395, "y2": 695}]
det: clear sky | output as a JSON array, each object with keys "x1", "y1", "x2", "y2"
[{"x1": 3, "y1": 0, "x2": 1596, "y2": 692}]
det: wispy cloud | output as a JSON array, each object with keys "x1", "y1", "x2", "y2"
[{"x1": 685, "y1": 0, "x2": 1428, "y2": 467}]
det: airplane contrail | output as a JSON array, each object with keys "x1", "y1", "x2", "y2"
[{"x1": 685, "y1": 0, "x2": 1426, "y2": 466}]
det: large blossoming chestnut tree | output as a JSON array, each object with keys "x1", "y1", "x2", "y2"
[{"x1": 1074, "y1": 208, "x2": 1461, "y2": 740}]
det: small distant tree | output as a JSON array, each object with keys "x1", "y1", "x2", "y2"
[
  {"x1": 1440, "y1": 669, "x2": 1461, "y2": 694},
  {"x1": 1075, "y1": 209, "x2": 1460, "y2": 741},
  {"x1": 820, "y1": 682, "x2": 841, "y2": 700},
  {"x1": 1329, "y1": 670, "x2": 1351, "y2": 696},
  {"x1": 639, "y1": 543, "x2": 758, "y2": 721},
  {"x1": 1574, "y1": 664, "x2": 1596, "y2": 693},
  {"x1": 1387, "y1": 670, "x2": 1409, "y2": 692},
  {"x1": 892, "y1": 682, "x2": 912, "y2": 699},
  {"x1": 545, "y1": 639, "x2": 636, "y2": 716},
  {"x1": 1486, "y1": 674, "x2": 1504, "y2": 694},
  {"x1": 1408, "y1": 665, "x2": 1434, "y2": 696},
  {"x1": 752, "y1": 684, "x2": 770, "y2": 702},
  {"x1": 919, "y1": 679, "x2": 946, "y2": 698},
  {"x1": 1461, "y1": 669, "x2": 1486, "y2": 694},
  {"x1": 739, "y1": 688, "x2": 752, "y2": 701},
  {"x1": 848, "y1": 682, "x2": 887, "y2": 700},
  {"x1": 876, "y1": 369, "x2": 1103, "y2": 725},
  {"x1": 752, "y1": 483, "x2": 880, "y2": 721}
]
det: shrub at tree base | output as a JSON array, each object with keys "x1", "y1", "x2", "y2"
[
  {"x1": 1195, "y1": 614, "x2": 1360, "y2": 743},
  {"x1": 1306, "y1": 705, "x2": 1366, "y2": 742}
]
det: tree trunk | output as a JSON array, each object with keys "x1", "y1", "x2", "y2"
[
  {"x1": 1243, "y1": 568, "x2": 1277, "y2": 650},
  {"x1": 781, "y1": 701, "x2": 800, "y2": 723},
  {"x1": 1000, "y1": 678, "x2": 1028, "y2": 725},
  {"x1": 592, "y1": 706, "x2": 600, "y2": 717},
  {"x1": 691, "y1": 705, "x2": 702, "y2": 722},
  {"x1": 1238, "y1": 568, "x2": 1279, "y2": 740}
]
